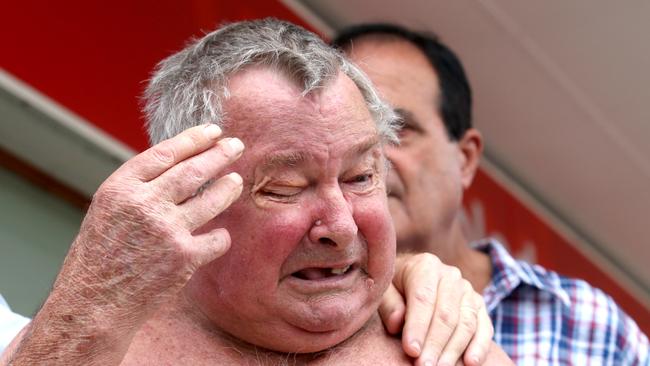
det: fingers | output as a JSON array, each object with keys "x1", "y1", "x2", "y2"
[
  {"x1": 394, "y1": 254, "x2": 447, "y2": 358},
  {"x1": 415, "y1": 270, "x2": 464, "y2": 365},
  {"x1": 436, "y1": 287, "x2": 483, "y2": 366},
  {"x1": 120, "y1": 124, "x2": 224, "y2": 182},
  {"x1": 463, "y1": 300, "x2": 494, "y2": 366},
  {"x1": 189, "y1": 228, "x2": 232, "y2": 268},
  {"x1": 379, "y1": 283, "x2": 406, "y2": 335},
  {"x1": 179, "y1": 172, "x2": 244, "y2": 232},
  {"x1": 155, "y1": 137, "x2": 244, "y2": 204}
]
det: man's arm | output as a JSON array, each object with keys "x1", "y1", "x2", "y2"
[{"x1": 3, "y1": 124, "x2": 243, "y2": 365}]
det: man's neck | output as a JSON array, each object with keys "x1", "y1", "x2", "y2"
[{"x1": 415, "y1": 221, "x2": 493, "y2": 293}]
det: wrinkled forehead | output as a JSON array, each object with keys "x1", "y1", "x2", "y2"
[{"x1": 221, "y1": 66, "x2": 379, "y2": 155}]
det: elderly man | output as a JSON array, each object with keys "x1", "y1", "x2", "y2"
[
  {"x1": 334, "y1": 24, "x2": 649, "y2": 365},
  {"x1": 1, "y1": 19, "x2": 512, "y2": 365}
]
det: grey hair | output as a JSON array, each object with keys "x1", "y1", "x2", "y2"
[{"x1": 143, "y1": 18, "x2": 399, "y2": 145}]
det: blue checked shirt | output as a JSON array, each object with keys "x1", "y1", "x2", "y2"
[{"x1": 476, "y1": 240, "x2": 649, "y2": 365}]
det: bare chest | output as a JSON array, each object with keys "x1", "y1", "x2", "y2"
[{"x1": 120, "y1": 314, "x2": 411, "y2": 366}]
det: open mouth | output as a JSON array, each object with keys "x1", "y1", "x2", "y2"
[{"x1": 291, "y1": 264, "x2": 354, "y2": 280}]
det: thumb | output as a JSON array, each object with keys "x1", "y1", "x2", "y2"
[{"x1": 379, "y1": 282, "x2": 406, "y2": 334}]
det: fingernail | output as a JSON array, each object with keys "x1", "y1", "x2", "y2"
[
  {"x1": 410, "y1": 340, "x2": 421, "y2": 355},
  {"x1": 226, "y1": 137, "x2": 244, "y2": 154},
  {"x1": 423, "y1": 361, "x2": 434, "y2": 366},
  {"x1": 204, "y1": 124, "x2": 222, "y2": 139},
  {"x1": 470, "y1": 355, "x2": 480, "y2": 365},
  {"x1": 226, "y1": 172, "x2": 242, "y2": 185}
]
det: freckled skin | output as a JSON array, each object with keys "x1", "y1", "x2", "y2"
[{"x1": 185, "y1": 67, "x2": 396, "y2": 353}]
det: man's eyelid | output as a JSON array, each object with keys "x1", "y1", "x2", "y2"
[
  {"x1": 401, "y1": 119, "x2": 423, "y2": 133},
  {"x1": 263, "y1": 184, "x2": 303, "y2": 193},
  {"x1": 395, "y1": 108, "x2": 424, "y2": 133},
  {"x1": 341, "y1": 162, "x2": 377, "y2": 184}
]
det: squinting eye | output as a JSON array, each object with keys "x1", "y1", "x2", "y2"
[
  {"x1": 351, "y1": 174, "x2": 372, "y2": 183},
  {"x1": 261, "y1": 190, "x2": 298, "y2": 199},
  {"x1": 258, "y1": 186, "x2": 303, "y2": 203},
  {"x1": 345, "y1": 173, "x2": 375, "y2": 189}
]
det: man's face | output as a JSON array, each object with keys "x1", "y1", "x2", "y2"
[
  {"x1": 346, "y1": 38, "x2": 466, "y2": 253},
  {"x1": 186, "y1": 67, "x2": 395, "y2": 353}
]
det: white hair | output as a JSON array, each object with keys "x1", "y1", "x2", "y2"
[{"x1": 143, "y1": 18, "x2": 399, "y2": 145}]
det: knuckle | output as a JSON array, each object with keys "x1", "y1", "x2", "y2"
[
  {"x1": 178, "y1": 207, "x2": 201, "y2": 230},
  {"x1": 92, "y1": 181, "x2": 138, "y2": 211},
  {"x1": 459, "y1": 308, "x2": 478, "y2": 330},
  {"x1": 183, "y1": 162, "x2": 207, "y2": 186},
  {"x1": 413, "y1": 285, "x2": 437, "y2": 306},
  {"x1": 437, "y1": 305, "x2": 459, "y2": 329},
  {"x1": 413, "y1": 252, "x2": 440, "y2": 267},
  {"x1": 150, "y1": 144, "x2": 176, "y2": 165},
  {"x1": 446, "y1": 266, "x2": 461, "y2": 279}
]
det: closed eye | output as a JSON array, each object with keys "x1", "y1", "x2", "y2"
[
  {"x1": 348, "y1": 174, "x2": 373, "y2": 184},
  {"x1": 258, "y1": 186, "x2": 303, "y2": 202}
]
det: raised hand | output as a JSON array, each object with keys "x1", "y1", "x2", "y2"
[{"x1": 6, "y1": 124, "x2": 244, "y2": 365}]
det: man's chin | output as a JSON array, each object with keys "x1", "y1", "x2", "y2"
[
  {"x1": 265, "y1": 306, "x2": 373, "y2": 353},
  {"x1": 266, "y1": 287, "x2": 381, "y2": 352}
]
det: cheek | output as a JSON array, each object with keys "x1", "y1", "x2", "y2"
[
  {"x1": 354, "y1": 195, "x2": 395, "y2": 271},
  {"x1": 219, "y1": 199, "x2": 312, "y2": 261}
]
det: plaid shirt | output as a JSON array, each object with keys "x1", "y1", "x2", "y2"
[{"x1": 477, "y1": 240, "x2": 649, "y2": 365}]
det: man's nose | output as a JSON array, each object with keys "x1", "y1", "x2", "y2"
[{"x1": 308, "y1": 187, "x2": 358, "y2": 249}]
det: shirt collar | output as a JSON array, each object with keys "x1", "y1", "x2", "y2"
[{"x1": 473, "y1": 239, "x2": 571, "y2": 312}]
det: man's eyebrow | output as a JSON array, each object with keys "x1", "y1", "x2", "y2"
[
  {"x1": 343, "y1": 135, "x2": 381, "y2": 160},
  {"x1": 394, "y1": 108, "x2": 412, "y2": 119},
  {"x1": 260, "y1": 136, "x2": 380, "y2": 170},
  {"x1": 394, "y1": 108, "x2": 423, "y2": 131},
  {"x1": 261, "y1": 151, "x2": 311, "y2": 170}
]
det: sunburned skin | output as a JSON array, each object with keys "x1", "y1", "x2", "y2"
[
  {"x1": 249, "y1": 145, "x2": 385, "y2": 285},
  {"x1": 183, "y1": 67, "x2": 397, "y2": 354},
  {"x1": 251, "y1": 141, "x2": 384, "y2": 208}
]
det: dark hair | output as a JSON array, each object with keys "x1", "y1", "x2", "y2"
[{"x1": 332, "y1": 23, "x2": 472, "y2": 141}]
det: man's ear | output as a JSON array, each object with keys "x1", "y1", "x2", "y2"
[{"x1": 458, "y1": 128, "x2": 483, "y2": 190}]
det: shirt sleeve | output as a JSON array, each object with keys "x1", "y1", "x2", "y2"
[{"x1": 0, "y1": 294, "x2": 31, "y2": 355}]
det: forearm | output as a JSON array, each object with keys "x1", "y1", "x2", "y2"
[
  {"x1": 6, "y1": 239, "x2": 148, "y2": 365},
  {"x1": 7, "y1": 279, "x2": 142, "y2": 365},
  {"x1": 7, "y1": 308, "x2": 127, "y2": 365}
]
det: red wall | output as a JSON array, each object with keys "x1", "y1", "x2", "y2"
[
  {"x1": 2, "y1": 0, "x2": 647, "y2": 333},
  {"x1": 1, "y1": 0, "x2": 312, "y2": 152}
]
